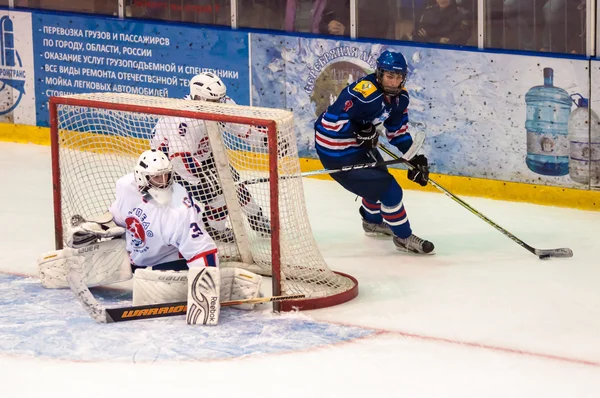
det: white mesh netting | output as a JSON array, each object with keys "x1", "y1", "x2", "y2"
[{"x1": 52, "y1": 93, "x2": 357, "y2": 309}]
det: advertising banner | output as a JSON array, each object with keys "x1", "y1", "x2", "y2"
[
  {"x1": 0, "y1": 11, "x2": 35, "y2": 126},
  {"x1": 251, "y1": 34, "x2": 593, "y2": 189},
  {"x1": 32, "y1": 12, "x2": 250, "y2": 126}
]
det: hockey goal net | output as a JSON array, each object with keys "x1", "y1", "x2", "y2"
[{"x1": 49, "y1": 93, "x2": 358, "y2": 311}]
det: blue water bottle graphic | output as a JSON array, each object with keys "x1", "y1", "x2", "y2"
[
  {"x1": 525, "y1": 67, "x2": 571, "y2": 176},
  {"x1": 568, "y1": 93, "x2": 600, "y2": 185}
]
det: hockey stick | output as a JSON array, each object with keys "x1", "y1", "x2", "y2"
[
  {"x1": 239, "y1": 155, "x2": 410, "y2": 186},
  {"x1": 104, "y1": 293, "x2": 306, "y2": 323},
  {"x1": 239, "y1": 131, "x2": 426, "y2": 186},
  {"x1": 378, "y1": 145, "x2": 573, "y2": 260},
  {"x1": 67, "y1": 270, "x2": 305, "y2": 323}
]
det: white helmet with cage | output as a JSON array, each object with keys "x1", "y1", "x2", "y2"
[
  {"x1": 134, "y1": 149, "x2": 174, "y2": 206},
  {"x1": 189, "y1": 72, "x2": 227, "y2": 102}
]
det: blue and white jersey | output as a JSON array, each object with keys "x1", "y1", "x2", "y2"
[{"x1": 314, "y1": 73, "x2": 413, "y2": 161}]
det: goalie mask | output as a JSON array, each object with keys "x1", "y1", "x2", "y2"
[
  {"x1": 376, "y1": 50, "x2": 408, "y2": 96},
  {"x1": 134, "y1": 149, "x2": 174, "y2": 206},
  {"x1": 189, "y1": 72, "x2": 227, "y2": 102}
]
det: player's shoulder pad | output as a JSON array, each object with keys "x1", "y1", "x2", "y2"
[
  {"x1": 171, "y1": 183, "x2": 192, "y2": 209},
  {"x1": 399, "y1": 87, "x2": 410, "y2": 102},
  {"x1": 348, "y1": 76, "x2": 382, "y2": 103},
  {"x1": 114, "y1": 173, "x2": 139, "y2": 202},
  {"x1": 116, "y1": 173, "x2": 136, "y2": 191}
]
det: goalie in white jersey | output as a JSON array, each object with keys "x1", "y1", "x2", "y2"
[
  {"x1": 37, "y1": 149, "x2": 263, "y2": 325},
  {"x1": 151, "y1": 72, "x2": 271, "y2": 243}
]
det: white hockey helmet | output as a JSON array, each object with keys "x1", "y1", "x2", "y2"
[
  {"x1": 134, "y1": 149, "x2": 174, "y2": 206},
  {"x1": 189, "y1": 72, "x2": 226, "y2": 102}
]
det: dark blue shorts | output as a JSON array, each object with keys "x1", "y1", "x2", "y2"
[{"x1": 317, "y1": 149, "x2": 395, "y2": 202}]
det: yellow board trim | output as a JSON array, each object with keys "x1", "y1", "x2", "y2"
[{"x1": 3, "y1": 123, "x2": 600, "y2": 211}]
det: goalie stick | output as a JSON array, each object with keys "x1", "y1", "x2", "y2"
[
  {"x1": 66, "y1": 270, "x2": 305, "y2": 323},
  {"x1": 240, "y1": 130, "x2": 426, "y2": 186},
  {"x1": 378, "y1": 145, "x2": 573, "y2": 260},
  {"x1": 104, "y1": 293, "x2": 306, "y2": 323}
]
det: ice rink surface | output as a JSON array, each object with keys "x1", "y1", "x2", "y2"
[{"x1": 1, "y1": 142, "x2": 599, "y2": 397}]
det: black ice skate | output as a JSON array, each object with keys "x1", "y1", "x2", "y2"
[
  {"x1": 393, "y1": 234, "x2": 435, "y2": 254},
  {"x1": 359, "y1": 207, "x2": 393, "y2": 237},
  {"x1": 247, "y1": 211, "x2": 271, "y2": 237},
  {"x1": 205, "y1": 225, "x2": 235, "y2": 243}
]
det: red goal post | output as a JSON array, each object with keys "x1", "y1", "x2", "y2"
[{"x1": 49, "y1": 93, "x2": 358, "y2": 311}]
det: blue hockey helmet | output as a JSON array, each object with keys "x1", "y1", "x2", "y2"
[{"x1": 376, "y1": 51, "x2": 408, "y2": 95}]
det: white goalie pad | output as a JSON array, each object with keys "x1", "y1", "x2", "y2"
[
  {"x1": 38, "y1": 239, "x2": 132, "y2": 289},
  {"x1": 132, "y1": 268, "x2": 188, "y2": 306},
  {"x1": 220, "y1": 265, "x2": 263, "y2": 310},
  {"x1": 132, "y1": 263, "x2": 262, "y2": 311},
  {"x1": 187, "y1": 266, "x2": 220, "y2": 326}
]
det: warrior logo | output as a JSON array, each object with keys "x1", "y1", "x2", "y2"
[
  {"x1": 125, "y1": 216, "x2": 146, "y2": 249},
  {"x1": 0, "y1": 16, "x2": 26, "y2": 116}
]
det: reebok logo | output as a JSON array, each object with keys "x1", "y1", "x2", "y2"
[{"x1": 209, "y1": 296, "x2": 218, "y2": 322}]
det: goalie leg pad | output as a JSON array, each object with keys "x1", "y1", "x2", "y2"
[
  {"x1": 131, "y1": 265, "x2": 262, "y2": 309},
  {"x1": 132, "y1": 268, "x2": 188, "y2": 306},
  {"x1": 220, "y1": 265, "x2": 262, "y2": 310},
  {"x1": 38, "y1": 239, "x2": 132, "y2": 289},
  {"x1": 187, "y1": 266, "x2": 220, "y2": 326}
]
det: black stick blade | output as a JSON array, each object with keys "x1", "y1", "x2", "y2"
[{"x1": 106, "y1": 301, "x2": 187, "y2": 323}]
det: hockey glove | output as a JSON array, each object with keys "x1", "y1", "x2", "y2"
[
  {"x1": 353, "y1": 124, "x2": 379, "y2": 149},
  {"x1": 66, "y1": 213, "x2": 126, "y2": 248},
  {"x1": 407, "y1": 154, "x2": 429, "y2": 187}
]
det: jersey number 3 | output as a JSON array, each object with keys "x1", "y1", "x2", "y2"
[{"x1": 190, "y1": 222, "x2": 204, "y2": 238}]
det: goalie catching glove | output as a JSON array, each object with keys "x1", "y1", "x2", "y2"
[
  {"x1": 38, "y1": 238, "x2": 132, "y2": 289},
  {"x1": 39, "y1": 212, "x2": 131, "y2": 289},
  {"x1": 66, "y1": 213, "x2": 125, "y2": 248}
]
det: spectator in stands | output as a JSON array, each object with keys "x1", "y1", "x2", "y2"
[
  {"x1": 394, "y1": 0, "x2": 428, "y2": 41},
  {"x1": 318, "y1": 0, "x2": 395, "y2": 39},
  {"x1": 318, "y1": 0, "x2": 350, "y2": 36},
  {"x1": 414, "y1": 0, "x2": 472, "y2": 45},
  {"x1": 126, "y1": 0, "x2": 229, "y2": 25},
  {"x1": 502, "y1": 0, "x2": 535, "y2": 50},
  {"x1": 540, "y1": 0, "x2": 585, "y2": 54},
  {"x1": 238, "y1": 0, "x2": 284, "y2": 30},
  {"x1": 566, "y1": 0, "x2": 586, "y2": 54},
  {"x1": 16, "y1": 0, "x2": 116, "y2": 14}
]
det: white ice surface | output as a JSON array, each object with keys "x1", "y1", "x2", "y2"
[{"x1": 1, "y1": 142, "x2": 599, "y2": 397}]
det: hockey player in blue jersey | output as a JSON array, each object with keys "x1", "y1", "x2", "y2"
[{"x1": 314, "y1": 50, "x2": 434, "y2": 254}]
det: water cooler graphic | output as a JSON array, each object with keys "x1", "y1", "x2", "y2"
[
  {"x1": 568, "y1": 93, "x2": 600, "y2": 185},
  {"x1": 525, "y1": 67, "x2": 571, "y2": 176}
]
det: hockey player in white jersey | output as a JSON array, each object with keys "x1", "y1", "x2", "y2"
[
  {"x1": 37, "y1": 150, "x2": 263, "y2": 325},
  {"x1": 151, "y1": 72, "x2": 271, "y2": 244}
]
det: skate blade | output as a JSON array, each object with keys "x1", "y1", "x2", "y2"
[
  {"x1": 364, "y1": 231, "x2": 394, "y2": 238},
  {"x1": 395, "y1": 246, "x2": 436, "y2": 255}
]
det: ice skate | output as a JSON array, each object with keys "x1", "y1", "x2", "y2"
[
  {"x1": 360, "y1": 208, "x2": 393, "y2": 237},
  {"x1": 393, "y1": 234, "x2": 434, "y2": 254}
]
